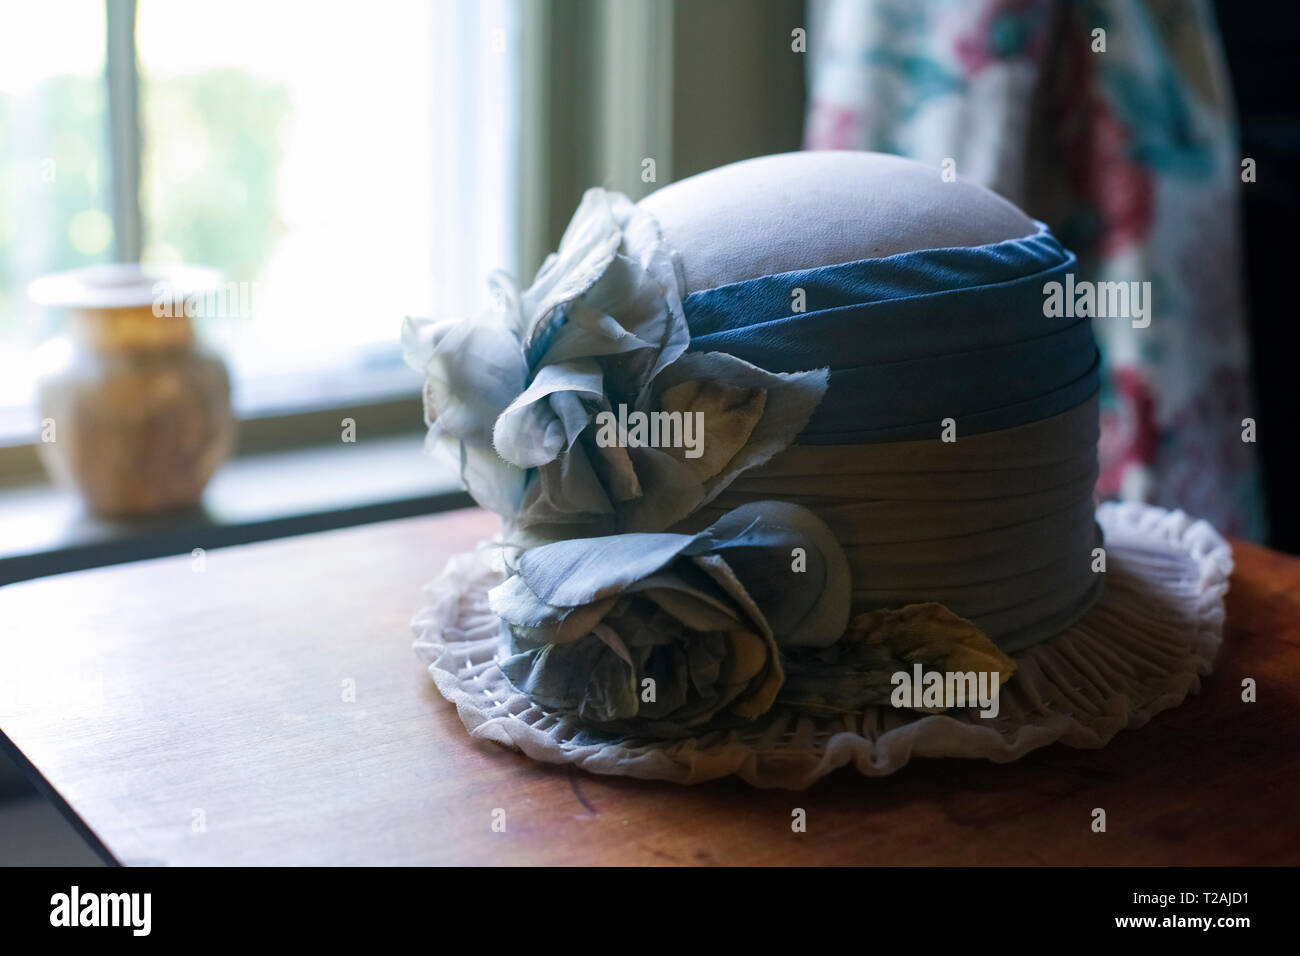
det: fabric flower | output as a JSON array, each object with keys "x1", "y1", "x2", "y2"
[
  {"x1": 402, "y1": 308, "x2": 529, "y2": 515},
  {"x1": 509, "y1": 349, "x2": 828, "y2": 535},
  {"x1": 489, "y1": 501, "x2": 852, "y2": 735},
  {"x1": 404, "y1": 187, "x2": 829, "y2": 536},
  {"x1": 778, "y1": 603, "x2": 1017, "y2": 715}
]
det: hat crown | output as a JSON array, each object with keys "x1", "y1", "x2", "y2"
[{"x1": 639, "y1": 150, "x2": 1036, "y2": 294}]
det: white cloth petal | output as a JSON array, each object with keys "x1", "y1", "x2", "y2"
[
  {"x1": 492, "y1": 360, "x2": 604, "y2": 468},
  {"x1": 425, "y1": 431, "x2": 526, "y2": 518},
  {"x1": 403, "y1": 316, "x2": 528, "y2": 444},
  {"x1": 520, "y1": 189, "x2": 627, "y2": 347}
]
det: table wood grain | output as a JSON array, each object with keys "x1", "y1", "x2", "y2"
[{"x1": 1, "y1": 509, "x2": 1296, "y2": 866}]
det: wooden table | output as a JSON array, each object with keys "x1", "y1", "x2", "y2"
[{"x1": 1, "y1": 508, "x2": 1297, "y2": 866}]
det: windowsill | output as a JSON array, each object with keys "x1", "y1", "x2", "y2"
[{"x1": 0, "y1": 431, "x2": 471, "y2": 587}]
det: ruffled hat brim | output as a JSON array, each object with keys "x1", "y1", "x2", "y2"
[{"x1": 411, "y1": 501, "x2": 1232, "y2": 789}]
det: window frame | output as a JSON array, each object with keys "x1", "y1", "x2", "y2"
[
  {"x1": 106, "y1": 0, "x2": 141, "y2": 263},
  {"x1": 0, "y1": 0, "x2": 677, "y2": 483},
  {"x1": 0, "y1": 0, "x2": 488, "y2": 478}
]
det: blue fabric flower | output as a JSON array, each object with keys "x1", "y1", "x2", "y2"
[
  {"x1": 490, "y1": 501, "x2": 852, "y2": 733},
  {"x1": 403, "y1": 188, "x2": 828, "y2": 534}
]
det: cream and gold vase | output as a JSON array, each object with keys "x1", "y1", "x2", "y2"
[{"x1": 28, "y1": 264, "x2": 235, "y2": 518}]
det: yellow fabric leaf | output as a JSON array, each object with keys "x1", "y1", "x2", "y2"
[
  {"x1": 659, "y1": 379, "x2": 767, "y2": 482},
  {"x1": 847, "y1": 602, "x2": 1016, "y2": 683}
]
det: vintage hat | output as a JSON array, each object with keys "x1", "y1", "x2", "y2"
[{"x1": 404, "y1": 151, "x2": 1231, "y2": 788}]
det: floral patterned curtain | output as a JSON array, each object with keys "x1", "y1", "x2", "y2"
[{"x1": 805, "y1": 0, "x2": 1264, "y2": 540}]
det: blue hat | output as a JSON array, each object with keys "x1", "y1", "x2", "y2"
[{"x1": 406, "y1": 152, "x2": 1231, "y2": 787}]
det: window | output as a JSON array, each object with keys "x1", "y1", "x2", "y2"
[
  {"x1": 0, "y1": 0, "x2": 520, "y2": 445},
  {"x1": 0, "y1": 0, "x2": 113, "y2": 435}
]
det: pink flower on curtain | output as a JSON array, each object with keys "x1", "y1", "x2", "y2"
[
  {"x1": 1097, "y1": 366, "x2": 1157, "y2": 500},
  {"x1": 1084, "y1": 104, "x2": 1155, "y2": 258},
  {"x1": 1052, "y1": 21, "x2": 1154, "y2": 258},
  {"x1": 804, "y1": 98, "x2": 862, "y2": 151},
  {"x1": 954, "y1": 0, "x2": 1052, "y2": 75}
]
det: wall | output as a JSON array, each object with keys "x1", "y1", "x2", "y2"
[
  {"x1": 524, "y1": 0, "x2": 807, "y2": 273},
  {"x1": 671, "y1": 0, "x2": 806, "y2": 181}
]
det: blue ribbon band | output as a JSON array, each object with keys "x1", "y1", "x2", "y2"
[{"x1": 684, "y1": 220, "x2": 1094, "y2": 443}]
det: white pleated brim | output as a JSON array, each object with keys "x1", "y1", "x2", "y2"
[{"x1": 411, "y1": 501, "x2": 1232, "y2": 789}]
